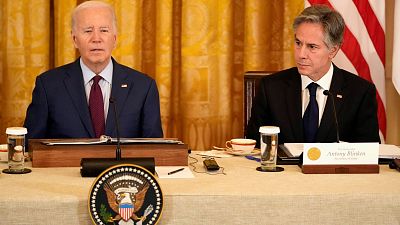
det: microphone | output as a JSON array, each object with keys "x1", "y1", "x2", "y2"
[
  {"x1": 80, "y1": 98, "x2": 155, "y2": 177},
  {"x1": 109, "y1": 98, "x2": 121, "y2": 160},
  {"x1": 323, "y1": 90, "x2": 340, "y2": 143}
]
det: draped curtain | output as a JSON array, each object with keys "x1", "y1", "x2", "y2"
[{"x1": 0, "y1": 0, "x2": 303, "y2": 150}]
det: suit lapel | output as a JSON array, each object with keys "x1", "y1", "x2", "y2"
[
  {"x1": 285, "y1": 72, "x2": 303, "y2": 141},
  {"x1": 105, "y1": 59, "x2": 133, "y2": 135},
  {"x1": 317, "y1": 65, "x2": 344, "y2": 142},
  {"x1": 63, "y1": 59, "x2": 95, "y2": 137}
]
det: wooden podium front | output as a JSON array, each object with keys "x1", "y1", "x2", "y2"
[
  {"x1": 28, "y1": 139, "x2": 189, "y2": 168},
  {"x1": 302, "y1": 164, "x2": 379, "y2": 174}
]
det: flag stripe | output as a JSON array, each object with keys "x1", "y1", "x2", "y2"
[
  {"x1": 340, "y1": 26, "x2": 387, "y2": 137},
  {"x1": 328, "y1": 1, "x2": 385, "y2": 95},
  {"x1": 307, "y1": 0, "x2": 387, "y2": 139},
  {"x1": 353, "y1": 0, "x2": 385, "y2": 65},
  {"x1": 342, "y1": 27, "x2": 372, "y2": 82}
]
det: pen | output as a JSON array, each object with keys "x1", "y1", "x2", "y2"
[
  {"x1": 245, "y1": 155, "x2": 261, "y2": 162},
  {"x1": 168, "y1": 167, "x2": 185, "y2": 175}
]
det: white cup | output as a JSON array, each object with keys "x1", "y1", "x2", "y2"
[
  {"x1": 225, "y1": 138, "x2": 256, "y2": 154},
  {"x1": 0, "y1": 144, "x2": 7, "y2": 162}
]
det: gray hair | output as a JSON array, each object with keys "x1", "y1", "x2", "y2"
[
  {"x1": 293, "y1": 5, "x2": 344, "y2": 48},
  {"x1": 71, "y1": 1, "x2": 117, "y2": 33}
]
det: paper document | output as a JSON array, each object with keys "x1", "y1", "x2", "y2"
[
  {"x1": 155, "y1": 166, "x2": 194, "y2": 178},
  {"x1": 42, "y1": 135, "x2": 183, "y2": 145},
  {"x1": 196, "y1": 150, "x2": 233, "y2": 158},
  {"x1": 280, "y1": 143, "x2": 303, "y2": 157},
  {"x1": 379, "y1": 144, "x2": 400, "y2": 159},
  {"x1": 281, "y1": 143, "x2": 400, "y2": 159}
]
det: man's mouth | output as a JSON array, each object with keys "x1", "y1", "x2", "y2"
[
  {"x1": 297, "y1": 63, "x2": 310, "y2": 68},
  {"x1": 297, "y1": 62, "x2": 308, "y2": 65},
  {"x1": 90, "y1": 49, "x2": 104, "y2": 52}
]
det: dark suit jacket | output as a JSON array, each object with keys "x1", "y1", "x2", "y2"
[
  {"x1": 24, "y1": 58, "x2": 163, "y2": 139},
  {"x1": 246, "y1": 65, "x2": 380, "y2": 146}
]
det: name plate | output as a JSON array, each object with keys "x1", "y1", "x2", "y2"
[{"x1": 303, "y1": 143, "x2": 379, "y2": 165}]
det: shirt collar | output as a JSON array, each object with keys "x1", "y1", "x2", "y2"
[
  {"x1": 301, "y1": 63, "x2": 334, "y2": 91},
  {"x1": 81, "y1": 58, "x2": 113, "y2": 85}
]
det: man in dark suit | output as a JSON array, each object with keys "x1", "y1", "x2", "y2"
[
  {"x1": 246, "y1": 5, "x2": 380, "y2": 145},
  {"x1": 24, "y1": 1, "x2": 163, "y2": 139}
]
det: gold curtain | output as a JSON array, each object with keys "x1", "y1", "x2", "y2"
[
  {"x1": 0, "y1": 0, "x2": 304, "y2": 150},
  {"x1": 0, "y1": 0, "x2": 50, "y2": 139}
]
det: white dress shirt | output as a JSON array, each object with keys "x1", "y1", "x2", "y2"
[
  {"x1": 301, "y1": 63, "x2": 334, "y2": 125},
  {"x1": 81, "y1": 58, "x2": 113, "y2": 122}
]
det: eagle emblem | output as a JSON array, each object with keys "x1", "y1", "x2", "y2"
[{"x1": 88, "y1": 164, "x2": 163, "y2": 225}]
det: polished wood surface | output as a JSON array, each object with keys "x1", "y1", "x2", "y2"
[
  {"x1": 302, "y1": 164, "x2": 380, "y2": 174},
  {"x1": 29, "y1": 139, "x2": 189, "y2": 167}
]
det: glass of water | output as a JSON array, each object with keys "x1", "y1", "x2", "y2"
[{"x1": 259, "y1": 126, "x2": 281, "y2": 172}]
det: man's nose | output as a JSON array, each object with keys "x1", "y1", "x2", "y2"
[
  {"x1": 91, "y1": 30, "x2": 101, "y2": 42},
  {"x1": 298, "y1": 45, "x2": 308, "y2": 58}
]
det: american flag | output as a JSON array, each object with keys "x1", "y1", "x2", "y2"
[
  {"x1": 119, "y1": 203, "x2": 134, "y2": 222},
  {"x1": 306, "y1": 0, "x2": 387, "y2": 141}
]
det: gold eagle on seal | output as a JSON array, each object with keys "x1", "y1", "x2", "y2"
[{"x1": 103, "y1": 173, "x2": 153, "y2": 224}]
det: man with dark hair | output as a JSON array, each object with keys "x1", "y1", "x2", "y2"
[{"x1": 246, "y1": 5, "x2": 380, "y2": 145}]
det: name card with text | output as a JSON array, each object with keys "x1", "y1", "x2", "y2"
[{"x1": 303, "y1": 143, "x2": 379, "y2": 165}]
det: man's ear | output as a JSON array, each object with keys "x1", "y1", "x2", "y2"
[
  {"x1": 71, "y1": 31, "x2": 78, "y2": 49},
  {"x1": 329, "y1": 45, "x2": 340, "y2": 59},
  {"x1": 113, "y1": 34, "x2": 117, "y2": 49}
]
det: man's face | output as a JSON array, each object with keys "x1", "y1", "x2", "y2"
[
  {"x1": 294, "y1": 22, "x2": 339, "y2": 81},
  {"x1": 72, "y1": 7, "x2": 116, "y2": 70}
]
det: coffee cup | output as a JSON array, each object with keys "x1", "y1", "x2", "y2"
[{"x1": 225, "y1": 138, "x2": 256, "y2": 154}]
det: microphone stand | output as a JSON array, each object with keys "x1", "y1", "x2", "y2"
[
  {"x1": 323, "y1": 90, "x2": 340, "y2": 143},
  {"x1": 80, "y1": 98, "x2": 155, "y2": 177},
  {"x1": 110, "y1": 98, "x2": 121, "y2": 160}
]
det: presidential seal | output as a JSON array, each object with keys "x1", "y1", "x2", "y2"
[{"x1": 88, "y1": 164, "x2": 163, "y2": 225}]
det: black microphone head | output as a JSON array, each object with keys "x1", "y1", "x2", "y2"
[{"x1": 323, "y1": 90, "x2": 330, "y2": 96}]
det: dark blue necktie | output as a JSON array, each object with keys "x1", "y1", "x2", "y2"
[{"x1": 303, "y1": 82, "x2": 319, "y2": 143}]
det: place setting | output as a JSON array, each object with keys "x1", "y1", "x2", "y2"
[
  {"x1": 212, "y1": 138, "x2": 260, "y2": 156},
  {"x1": 209, "y1": 131, "x2": 284, "y2": 173}
]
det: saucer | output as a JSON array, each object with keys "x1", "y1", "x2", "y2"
[{"x1": 225, "y1": 148, "x2": 260, "y2": 156}]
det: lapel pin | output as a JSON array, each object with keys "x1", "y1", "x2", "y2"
[
  {"x1": 121, "y1": 84, "x2": 128, "y2": 88},
  {"x1": 336, "y1": 94, "x2": 342, "y2": 99}
]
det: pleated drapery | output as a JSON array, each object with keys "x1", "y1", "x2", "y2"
[{"x1": 0, "y1": 0, "x2": 303, "y2": 150}]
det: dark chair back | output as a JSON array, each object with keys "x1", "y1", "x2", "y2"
[{"x1": 244, "y1": 71, "x2": 275, "y2": 136}]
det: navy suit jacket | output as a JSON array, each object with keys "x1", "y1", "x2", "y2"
[
  {"x1": 24, "y1": 58, "x2": 163, "y2": 139},
  {"x1": 246, "y1": 65, "x2": 380, "y2": 145}
]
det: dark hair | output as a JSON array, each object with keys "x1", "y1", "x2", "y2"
[{"x1": 293, "y1": 5, "x2": 344, "y2": 48}]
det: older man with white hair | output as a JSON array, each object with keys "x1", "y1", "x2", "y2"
[{"x1": 24, "y1": 1, "x2": 163, "y2": 140}]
